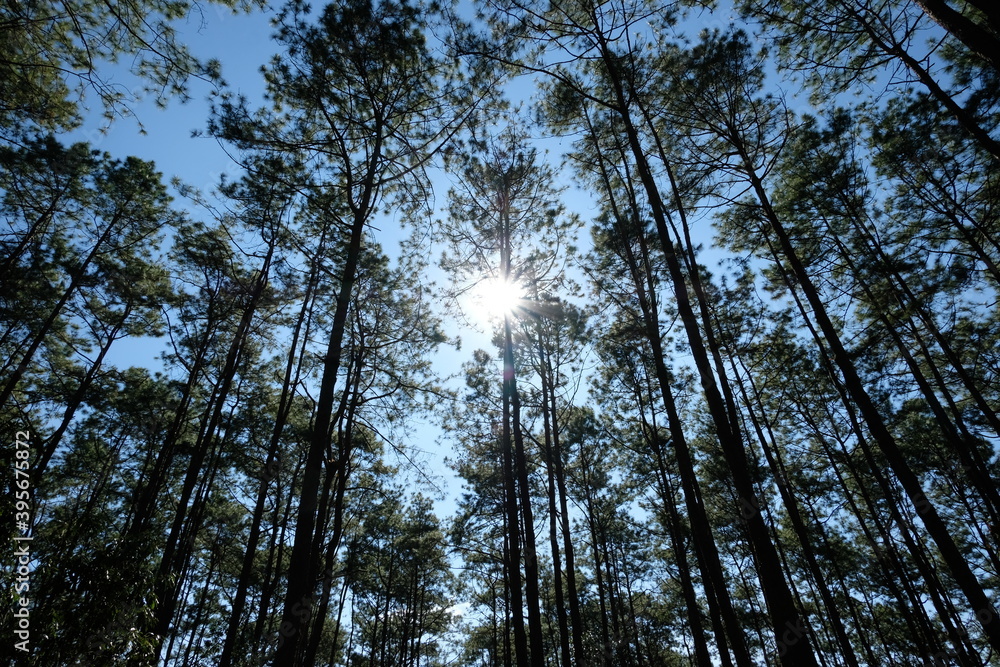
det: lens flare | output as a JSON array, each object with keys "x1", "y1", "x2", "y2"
[{"x1": 471, "y1": 276, "x2": 524, "y2": 322}]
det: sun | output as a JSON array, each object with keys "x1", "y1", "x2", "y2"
[{"x1": 470, "y1": 276, "x2": 525, "y2": 323}]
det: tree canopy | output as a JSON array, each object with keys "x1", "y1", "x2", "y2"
[{"x1": 1, "y1": 0, "x2": 999, "y2": 665}]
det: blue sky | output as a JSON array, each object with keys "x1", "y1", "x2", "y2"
[{"x1": 66, "y1": 8, "x2": 272, "y2": 196}]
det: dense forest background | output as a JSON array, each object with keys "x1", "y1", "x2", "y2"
[{"x1": 2, "y1": 0, "x2": 999, "y2": 665}]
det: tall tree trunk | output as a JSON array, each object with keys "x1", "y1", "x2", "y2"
[
  {"x1": 738, "y1": 147, "x2": 1000, "y2": 651},
  {"x1": 537, "y1": 354, "x2": 571, "y2": 667},
  {"x1": 504, "y1": 308, "x2": 546, "y2": 665},
  {"x1": 582, "y1": 102, "x2": 752, "y2": 666},
  {"x1": 590, "y1": 29, "x2": 821, "y2": 663},
  {"x1": 152, "y1": 244, "x2": 275, "y2": 658},
  {"x1": 275, "y1": 130, "x2": 381, "y2": 664},
  {"x1": 219, "y1": 229, "x2": 325, "y2": 667},
  {"x1": 728, "y1": 353, "x2": 862, "y2": 667},
  {"x1": 537, "y1": 331, "x2": 588, "y2": 665}
]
